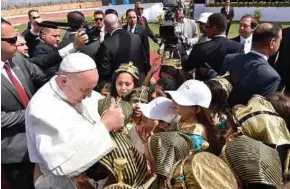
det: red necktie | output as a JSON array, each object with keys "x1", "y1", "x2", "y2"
[
  {"x1": 140, "y1": 17, "x2": 146, "y2": 28},
  {"x1": 4, "y1": 62, "x2": 30, "y2": 107}
]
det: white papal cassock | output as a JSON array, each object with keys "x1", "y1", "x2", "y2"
[{"x1": 25, "y1": 76, "x2": 116, "y2": 188}]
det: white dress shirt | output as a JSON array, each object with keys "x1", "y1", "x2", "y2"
[
  {"x1": 127, "y1": 24, "x2": 136, "y2": 33},
  {"x1": 240, "y1": 35, "x2": 252, "y2": 54},
  {"x1": 1, "y1": 61, "x2": 24, "y2": 87}
]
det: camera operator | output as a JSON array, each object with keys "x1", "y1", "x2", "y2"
[
  {"x1": 59, "y1": 11, "x2": 102, "y2": 59},
  {"x1": 174, "y1": 8, "x2": 198, "y2": 55},
  {"x1": 28, "y1": 22, "x2": 88, "y2": 79}
]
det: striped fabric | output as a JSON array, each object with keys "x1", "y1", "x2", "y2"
[
  {"x1": 167, "y1": 152, "x2": 238, "y2": 189},
  {"x1": 98, "y1": 96, "x2": 133, "y2": 125},
  {"x1": 148, "y1": 131, "x2": 192, "y2": 177},
  {"x1": 221, "y1": 135, "x2": 283, "y2": 189},
  {"x1": 99, "y1": 132, "x2": 150, "y2": 188}
]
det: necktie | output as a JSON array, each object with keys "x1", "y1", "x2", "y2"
[
  {"x1": 140, "y1": 17, "x2": 145, "y2": 28},
  {"x1": 4, "y1": 62, "x2": 29, "y2": 107},
  {"x1": 130, "y1": 27, "x2": 133, "y2": 33}
]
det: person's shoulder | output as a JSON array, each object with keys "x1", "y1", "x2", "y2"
[
  {"x1": 27, "y1": 81, "x2": 53, "y2": 113},
  {"x1": 230, "y1": 35, "x2": 240, "y2": 42},
  {"x1": 225, "y1": 38, "x2": 243, "y2": 49},
  {"x1": 122, "y1": 24, "x2": 127, "y2": 30}
]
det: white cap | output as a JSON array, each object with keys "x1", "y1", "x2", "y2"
[
  {"x1": 59, "y1": 53, "x2": 96, "y2": 73},
  {"x1": 166, "y1": 79, "x2": 212, "y2": 108},
  {"x1": 197, "y1": 12, "x2": 213, "y2": 24},
  {"x1": 139, "y1": 97, "x2": 175, "y2": 123}
]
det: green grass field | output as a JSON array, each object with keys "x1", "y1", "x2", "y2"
[{"x1": 15, "y1": 20, "x2": 290, "y2": 54}]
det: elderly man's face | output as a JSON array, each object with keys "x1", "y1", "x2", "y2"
[
  {"x1": 127, "y1": 11, "x2": 137, "y2": 27},
  {"x1": 61, "y1": 69, "x2": 99, "y2": 105},
  {"x1": 40, "y1": 28, "x2": 60, "y2": 48},
  {"x1": 1, "y1": 23, "x2": 18, "y2": 61},
  {"x1": 16, "y1": 36, "x2": 29, "y2": 57}
]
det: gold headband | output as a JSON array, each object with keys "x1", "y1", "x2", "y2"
[
  {"x1": 211, "y1": 72, "x2": 232, "y2": 97},
  {"x1": 162, "y1": 58, "x2": 182, "y2": 69},
  {"x1": 131, "y1": 86, "x2": 149, "y2": 103},
  {"x1": 114, "y1": 62, "x2": 139, "y2": 80}
]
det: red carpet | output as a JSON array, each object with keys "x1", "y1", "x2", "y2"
[{"x1": 150, "y1": 51, "x2": 162, "y2": 80}]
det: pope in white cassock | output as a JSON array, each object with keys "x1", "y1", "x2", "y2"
[{"x1": 25, "y1": 53, "x2": 125, "y2": 188}]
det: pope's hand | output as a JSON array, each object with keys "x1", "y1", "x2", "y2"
[
  {"x1": 101, "y1": 98, "x2": 125, "y2": 131},
  {"x1": 73, "y1": 30, "x2": 89, "y2": 50}
]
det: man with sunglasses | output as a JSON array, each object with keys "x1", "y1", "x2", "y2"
[
  {"x1": 25, "y1": 9, "x2": 40, "y2": 31},
  {"x1": 94, "y1": 10, "x2": 105, "y2": 42},
  {"x1": 22, "y1": 11, "x2": 43, "y2": 57},
  {"x1": 135, "y1": 2, "x2": 159, "y2": 44},
  {"x1": 1, "y1": 18, "x2": 48, "y2": 189},
  {"x1": 59, "y1": 11, "x2": 102, "y2": 59}
]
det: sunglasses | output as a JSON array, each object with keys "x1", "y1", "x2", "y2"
[
  {"x1": 94, "y1": 18, "x2": 103, "y2": 21},
  {"x1": 137, "y1": 8, "x2": 144, "y2": 10},
  {"x1": 1, "y1": 36, "x2": 18, "y2": 45},
  {"x1": 32, "y1": 16, "x2": 40, "y2": 19}
]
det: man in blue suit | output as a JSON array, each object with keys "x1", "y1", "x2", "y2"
[{"x1": 222, "y1": 23, "x2": 282, "y2": 106}]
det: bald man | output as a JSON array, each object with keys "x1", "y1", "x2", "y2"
[
  {"x1": 222, "y1": 23, "x2": 282, "y2": 106},
  {"x1": 95, "y1": 13, "x2": 148, "y2": 83}
]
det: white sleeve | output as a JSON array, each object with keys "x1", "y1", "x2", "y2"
[
  {"x1": 56, "y1": 121, "x2": 116, "y2": 177},
  {"x1": 27, "y1": 105, "x2": 115, "y2": 175},
  {"x1": 58, "y1": 43, "x2": 77, "y2": 58}
]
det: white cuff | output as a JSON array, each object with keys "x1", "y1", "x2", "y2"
[{"x1": 58, "y1": 43, "x2": 77, "y2": 58}]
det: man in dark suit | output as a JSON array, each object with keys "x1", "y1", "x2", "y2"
[
  {"x1": 231, "y1": 14, "x2": 257, "y2": 53},
  {"x1": 135, "y1": 2, "x2": 159, "y2": 44},
  {"x1": 23, "y1": 16, "x2": 42, "y2": 57},
  {"x1": 28, "y1": 23, "x2": 88, "y2": 79},
  {"x1": 1, "y1": 18, "x2": 48, "y2": 189},
  {"x1": 220, "y1": 0, "x2": 234, "y2": 36},
  {"x1": 222, "y1": 23, "x2": 282, "y2": 106},
  {"x1": 268, "y1": 27, "x2": 290, "y2": 94},
  {"x1": 182, "y1": 13, "x2": 243, "y2": 80},
  {"x1": 95, "y1": 13, "x2": 147, "y2": 83},
  {"x1": 59, "y1": 11, "x2": 101, "y2": 59},
  {"x1": 123, "y1": 9, "x2": 150, "y2": 66}
]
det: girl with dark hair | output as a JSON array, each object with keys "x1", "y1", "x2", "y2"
[
  {"x1": 147, "y1": 80, "x2": 219, "y2": 187},
  {"x1": 159, "y1": 59, "x2": 192, "y2": 86},
  {"x1": 110, "y1": 62, "x2": 139, "y2": 98},
  {"x1": 151, "y1": 78, "x2": 179, "y2": 100},
  {"x1": 205, "y1": 74, "x2": 233, "y2": 145},
  {"x1": 95, "y1": 81, "x2": 112, "y2": 98}
]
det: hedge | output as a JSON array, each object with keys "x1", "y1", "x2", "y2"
[{"x1": 208, "y1": 1, "x2": 290, "y2": 7}]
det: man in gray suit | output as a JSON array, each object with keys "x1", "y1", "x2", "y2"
[
  {"x1": 1, "y1": 18, "x2": 48, "y2": 188},
  {"x1": 222, "y1": 23, "x2": 282, "y2": 106}
]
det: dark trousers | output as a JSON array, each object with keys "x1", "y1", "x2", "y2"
[
  {"x1": 2, "y1": 162, "x2": 35, "y2": 189},
  {"x1": 226, "y1": 21, "x2": 232, "y2": 37}
]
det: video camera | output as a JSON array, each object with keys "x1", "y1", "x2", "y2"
[
  {"x1": 159, "y1": 0, "x2": 182, "y2": 45},
  {"x1": 37, "y1": 21, "x2": 102, "y2": 43}
]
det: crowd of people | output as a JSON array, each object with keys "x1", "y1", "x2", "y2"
[{"x1": 1, "y1": 1, "x2": 290, "y2": 189}]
